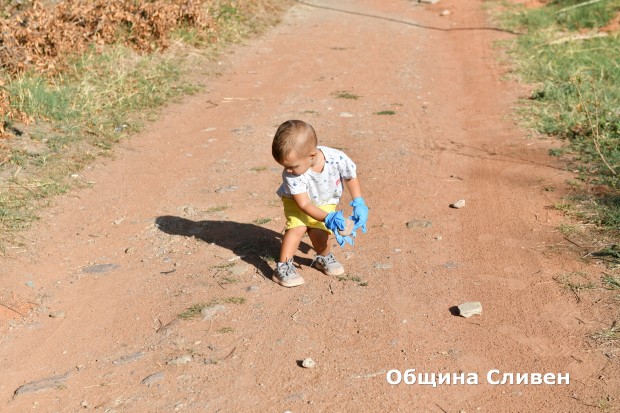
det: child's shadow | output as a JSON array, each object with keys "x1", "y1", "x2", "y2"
[{"x1": 154, "y1": 216, "x2": 313, "y2": 278}]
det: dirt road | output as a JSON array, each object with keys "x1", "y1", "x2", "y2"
[{"x1": 1, "y1": 0, "x2": 618, "y2": 411}]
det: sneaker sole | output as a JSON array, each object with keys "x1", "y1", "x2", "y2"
[
  {"x1": 273, "y1": 275, "x2": 305, "y2": 288},
  {"x1": 316, "y1": 265, "x2": 345, "y2": 277}
]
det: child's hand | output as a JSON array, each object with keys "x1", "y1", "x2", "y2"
[
  {"x1": 325, "y1": 211, "x2": 354, "y2": 247},
  {"x1": 350, "y1": 197, "x2": 369, "y2": 234}
]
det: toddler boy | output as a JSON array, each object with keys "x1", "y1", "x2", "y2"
[{"x1": 271, "y1": 120, "x2": 368, "y2": 287}]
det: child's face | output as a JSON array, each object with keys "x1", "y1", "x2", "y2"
[{"x1": 279, "y1": 150, "x2": 316, "y2": 176}]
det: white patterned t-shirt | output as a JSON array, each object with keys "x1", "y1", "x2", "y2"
[{"x1": 276, "y1": 146, "x2": 357, "y2": 206}]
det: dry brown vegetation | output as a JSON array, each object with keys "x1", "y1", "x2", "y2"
[
  {"x1": 0, "y1": 0, "x2": 223, "y2": 137},
  {"x1": 0, "y1": 0, "x2": 214, "y2": 75}
]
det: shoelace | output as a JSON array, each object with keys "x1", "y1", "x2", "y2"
[
  {"x1": 280, "y1": 259, "x2": 296, "y2": 277},
  {"x1": 311, "y1": 253, "x2": 335, "y2": 268}
]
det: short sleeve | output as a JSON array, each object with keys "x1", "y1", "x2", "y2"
[
  {"x1": 335, "y1": 150, "x2": 357, "y2": 180},
  {"x1": 282, "y1": 172, "x2": 308, "y2": 195}
]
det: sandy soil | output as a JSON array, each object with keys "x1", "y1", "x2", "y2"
[{"x1": 1, "y1": 0, "x2": 618, "y2": 411}]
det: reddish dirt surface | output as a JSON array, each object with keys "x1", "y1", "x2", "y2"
[{"x1": 1, "y1": 0, "x2": 618, "y2": 411}]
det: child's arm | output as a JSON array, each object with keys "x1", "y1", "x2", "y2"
[
  {"x1": 291, "y1": 192, "x2": 329, "y2": 222},
  {"x1": 344, "y1": 177, "x2": 362, "y2": 199}
]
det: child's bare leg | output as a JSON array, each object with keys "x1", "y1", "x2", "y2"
[
  {"x1": 279, "y1": 226, "x2": 307, "y2": 262},
  {"x1": 307, "y1": 228, "x2": 330, "y2": 256}
]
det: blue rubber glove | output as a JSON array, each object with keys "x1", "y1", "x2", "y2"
[
  {"x1": 350, "y1": 197, "x2": 369, "y2": 234},
  {"x1": 324, "y1": 211, "x2": 354, "y2": 247}
]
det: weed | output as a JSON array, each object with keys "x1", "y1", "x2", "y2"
[
  {"x1": 250, "y1": 166, "x2": 267, "y2": 172},
  {"x1": 331, "y1": 90, "x2": 360, "y2": 100},
  {"x1": 554, "y1": 272, "x2": 596, "y2": 302},
  {"x1": 223, "y1": 297, "x2": 246, "y2": 305},
  {"x1": 206, "y1": 205, "x2": 229, "y2": 213},
  {"x1": 375, "y1": 110, "x2": 396, "y2": 115},
  {"x1": 218, "y1": 327, "x2": 234, "y2": 333},
  {"x1": 212, "y1": 263, "x2": 235, "y2": 269},
  {"x1": 179, "y1": 300, "x2": 217, "y2": 319},
  {"x1": 178, "y1": 296, "x2": 246, "y2": 319},
  {"x1": 592, "y1": 325, "x2": 620, "y2": 342},
  {"x1": 253, "y1": 217, "x2": 272, "y2": 225},
  {"x1": 602, "y1": 273, "x2": 620, "y2": 290},
  {"x1": 220, "y1": 276, "x2": 239, "y2": 285}
]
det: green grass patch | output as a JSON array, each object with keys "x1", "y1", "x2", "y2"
[
  {"x1": 494, "y1": 0, "x2": 620, "y2": 234},
  {"x1": 331, "y1": 90, "x2": 361, "y2": 100},
  {"x1": 206, "y1": 205, "x2": 229, "y2": 213},
  {"x1": 253, "y1": 217, "x2": 272, "y2": 225},
  {"x1": 178, "y1": 296, "x2": 246, "y2": 319},
  {"x1": 602, "y1": 273, "x2": 620, "y2": 290},
  {"x1": 375, "y1": 110, "x2": 396, "y2": 115},
  {"x1": 592, "y1": 325, "x2": 620, "y2": 343}
]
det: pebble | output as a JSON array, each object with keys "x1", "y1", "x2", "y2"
[
  {"x1": 406, "y1": 219, "x2": 432, "y2": 229},
  {"x1": 302, "y1": 358, "x2": 316, "y2": 368},
  {"x1": 450, "y1": 199, "x2": 466, "y2": 209},
  {"x1": 440, "y1": 9, "x2": 451, "y2": 16},
  {"x1": 215, "y1": 186, "x2": 238, "y2": 193},
  {"x1": 113, "y1": 351, "x2": 145, "y2": 365},
  {"x1": 142, "y1": 372, "x2": 165, "y2": 386},
  {"x1": 49, "y1": 311, "x2": 65, "y2": 318},
  {"x1": 201, "y1": 304, "x2": 226, "y2": 320},
  {"x1": 458, "y1": 302, "x2": 482, "y2": 318},
  {"x1": 246, "y1": 285, "x2": 259, "y2": 293},
  {"x1": 339, "y1": 112, "x2": 353, "y2": 117},
  {"x1": 167, "y1": 355, "x2": 193, "y2": 366},
  {"x1": 374, "y1": 263, "x2": 392, "y2": 270},
  {"x1": 228, "y1": 263, "x2": 248, "y2": 276},
  {"x1": 82, "y1": 263, "x2": 120, "y2": 274}
]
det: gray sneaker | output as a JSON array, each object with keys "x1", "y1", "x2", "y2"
[
  {"x1": 274, "y1": 259, "x2": 305, "y2": 287},
  {"x1": 311, "y1": 253, "x2": 345, "y2": 276}
]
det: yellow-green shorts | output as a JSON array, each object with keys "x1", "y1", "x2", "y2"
[{"x1": 282, "y1": 197, "x2": 336, "y2": 232}]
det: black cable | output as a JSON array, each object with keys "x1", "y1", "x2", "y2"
[{"x1": 294, "y1": 0, "x2": 522, "y2": 35}]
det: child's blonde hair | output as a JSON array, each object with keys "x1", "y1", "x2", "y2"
[{"x1": 272, "y1": 120, "x2": 317, "y2": 163}]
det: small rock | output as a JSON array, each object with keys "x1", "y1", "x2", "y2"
[
  {"x1": 82, "y1": 264, "x2": 120, "y2": 274},
  {"x1": 450, "y1": 199, "x2": 466, "y2": 209},
  {"x1": 13, "y1": 373, "x2": 70, "y2": 397},
  {"x1": 406, "y1": 220, "x2": 432, "y2": 229},
  {"x1": 338, "y1": 218, "x2": 355, "y2": 236},
  {"x1": 458, "y1": 302, "x2": 482, "y2": 318},
  {"x1": 142, "y1": 372, "x2": 165, "y2": 386},
  {"x1": 374, "y1": 263, "x2": 392, "y2": 270},
  {"x1": 25, "y1": 281, "x2": 35, "y2": 288},
  {"x1": 228, "y1": 263, "x2": 248, "y2": 276},
  {"x1": 49, "y1": 311, "x2": 66, "y2": 319},
  {"x1": 246, "y1": 285, "x2": 259, "y2": 293},
  {"x1": 440, "y1": 9, "x2": 450, "y2": 16},
  {"x1": 302, "y1": 358, "x2": 316, "y2": 369},
  {"x1": 201, "y1": 304, "x2": 226, "y2": 320},
  {"x1": 167, "y1": 355, "x2": 193, "y2": 366},
  {"x1": 339, "y1": 112, "x2": 353, "y2": 118},
  {"x1": 215, "y1": 186, "x2": 238, "y2": 193},
  {"x1": 419, "y1": 0, "x2": 440, "y2": 4},
  {"x1": 81, "y1": 400, "x2": 89, "y2": 408},
  {"x1": 113, "y1": 351, "x2": 145, "y2": 365}
]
